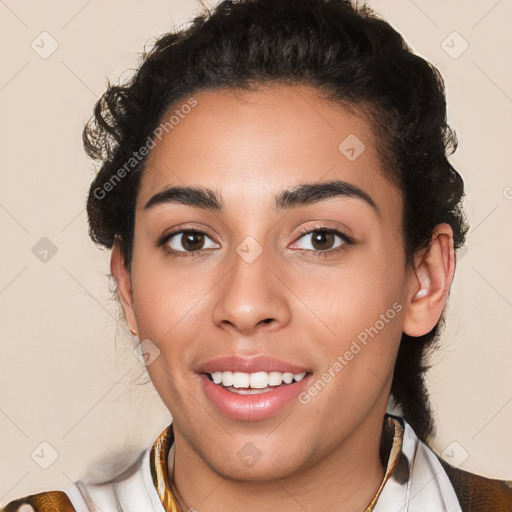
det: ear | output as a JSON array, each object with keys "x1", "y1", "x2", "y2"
[
  {"x1": 402, "y1": 223, "x2": 456, "y2": 337},
  {"x1": 110, "y1": 238, "x2": 138, "y2": 336}
]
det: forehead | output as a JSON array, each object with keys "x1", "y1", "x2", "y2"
[{"x1": 137, "y1": 84, "x2": 401, "y2": 219}]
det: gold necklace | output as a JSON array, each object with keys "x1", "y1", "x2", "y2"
[
  {"x1": 169, "y1": 478, "x2": 186, "y2": 512},
  {"x1": 169, "y1": 445, "x2": 189, "y2": 512}
]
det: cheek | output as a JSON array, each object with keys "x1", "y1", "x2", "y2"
[
  {"x1": 308, "y1": 289, "x2": 404, "y2": 416},
  {"x1": 312, "y1": 243, "x2": 405, "y2": 328},
  {"x1": 305, "y1": 242, "x2": 406, "y2": 379},
  {"x1": 129, "y1": 247, "x2": 217, "y2": 361}
]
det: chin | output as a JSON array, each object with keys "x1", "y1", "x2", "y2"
[{"x1": 206, "y1": 454, "x2": 307, "y2": 483}]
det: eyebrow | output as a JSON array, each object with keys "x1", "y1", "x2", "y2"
[{"x1": 143, "y1": 179, "x2": 379, "y2": 214}]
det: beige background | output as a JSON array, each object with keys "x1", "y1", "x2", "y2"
[{"x1": 0, "y1": 0, "x2": 511, "y2": 502}]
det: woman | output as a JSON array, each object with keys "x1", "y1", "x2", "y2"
[{"x1": 2, "y1": 0, "x2": 511, "y2": 510}]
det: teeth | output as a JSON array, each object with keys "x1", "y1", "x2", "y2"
[
  {"x1": 209, "y1": 371, "x2": 307, "y2": 388},
  {"x1": 233, "y1": 372, "x2": 250, "y2": 388},
  {"x1": 249, "y1": 371, "x2": 269, "y2": 389},
  {"x1": 212, "y1": 372, "x2": 223, "y2": 384},
  {"x1": 268, "y1": 371, "x2": 283, "y2": 386},
  {"x1": 282, "y1": 372, "x2": 293, "y2": 384}
]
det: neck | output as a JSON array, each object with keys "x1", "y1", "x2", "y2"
[{"x1": 167, "y1": 408, "x2": 391, "y2": 512}]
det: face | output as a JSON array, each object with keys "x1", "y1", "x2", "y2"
[{"x1": 113, "y1": 84, "x2": 440, "y2": 481}]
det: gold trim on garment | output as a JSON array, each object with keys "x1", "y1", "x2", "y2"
[
  {"x1": 150, "y1": 426, "x2": 181, "y2": 512},
  {"x1": 365, "y1": 416, "x2": 405, "y2": 511}
]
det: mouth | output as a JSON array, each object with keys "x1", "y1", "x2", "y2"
[{"x1": 199, "y1": 369, "x2": 313, "y2": 421}]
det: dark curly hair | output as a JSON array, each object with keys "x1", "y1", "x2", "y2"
[{"x1": 83, "y1": 0, "x2": 468, "y2": 443}]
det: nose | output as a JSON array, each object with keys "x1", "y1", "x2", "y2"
[{"x1": 211, "y1": 243, "x2": 291, "y2": 335}]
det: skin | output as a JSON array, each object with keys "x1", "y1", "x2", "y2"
[{"x1": 111, "y1": 84, "x2": 455, "y2": 512}]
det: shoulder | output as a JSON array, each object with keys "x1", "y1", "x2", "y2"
[
  {"x1": 0, "y1": 491, "x2": 76, "y2": 512},
  {"x1": 1, "y1": 444, "x2": 164, "y2": 512},
  {"x1": 435, "y1": 453, "x2": 512, "y2": 512}
]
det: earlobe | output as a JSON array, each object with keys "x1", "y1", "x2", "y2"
[
  {"x1": 403, "y1": 224, "x2": 455, "y2": 337},
  {"x1": 110, "y1": 239, "x2": 138, "y2": 335}
]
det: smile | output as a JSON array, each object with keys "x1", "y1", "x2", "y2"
[
  {"x1": 208, "y1": 370, "x2": 307, "y2": 391},
  {"x1": 200, "y1": 370, "x2": 312, "y2": 421}
]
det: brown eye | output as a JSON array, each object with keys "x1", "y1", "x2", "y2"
[
  {"x1": 293, "y1": 228, "x2": 348, "y2": 253},
  {"x1": 165, "y1": 230, "x2": 219, "y2": 253},
  {"x1": 310, "y1": 231, "x2": 336, "y2": 251},
  {"x1": 181, "y1": 232, "x2": 205, "y2": 251}
]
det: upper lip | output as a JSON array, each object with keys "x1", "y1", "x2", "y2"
[{"x1": 195, "y1": 355, "x2": 310, "y2": 374}]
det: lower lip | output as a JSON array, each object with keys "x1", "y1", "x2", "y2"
[{"x1": 199, "y1": 374, "x2": 311, "y2": 421}]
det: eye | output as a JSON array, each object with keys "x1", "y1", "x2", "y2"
[
  {"x1": 291, "y1": 226, "x2": 353, "y2": 256},
  {"x1": 161, "y1": 229, "x2": 220, "y2": 255}
]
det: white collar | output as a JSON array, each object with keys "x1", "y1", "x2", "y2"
[{"x1": 373, "y1": 419, "x2": 462, "y2": 512}]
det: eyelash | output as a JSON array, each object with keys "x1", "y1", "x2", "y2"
[
  {"x1": 293, "y1": 225, "x2": 354, "y2": 258},
  {"x1": 157, "y1": 224, "x2": 354, "y2": 260}
]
